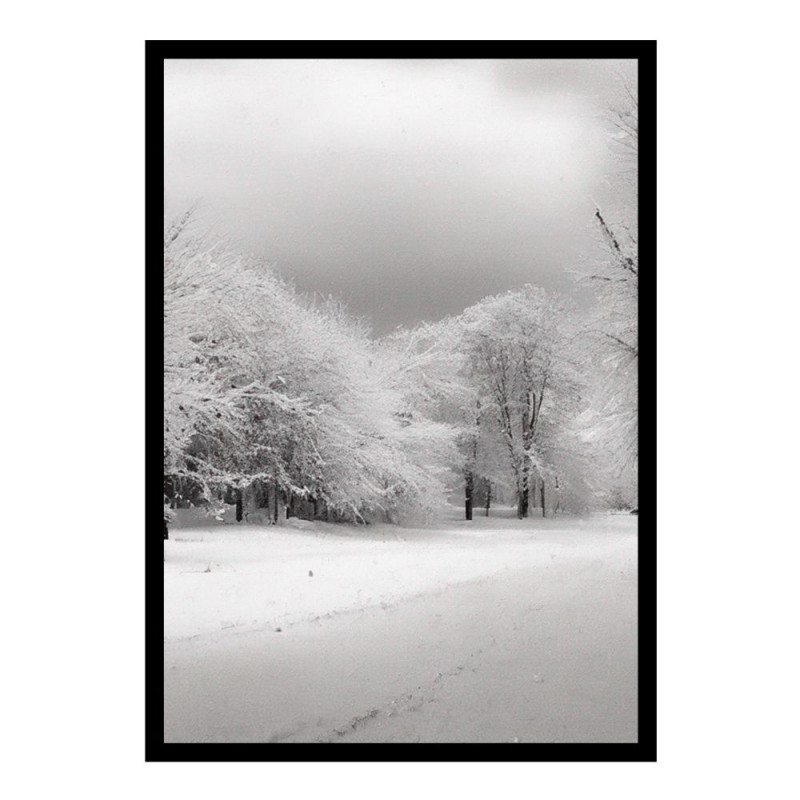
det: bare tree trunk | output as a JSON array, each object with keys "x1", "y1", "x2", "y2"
[
  {"x1": 541, "y1": 482, "x2": 546, "y2": 519},
  {"x1": 235, "y1": 487, "x2": 243, "y2": 522},
  {"x1": 270, "y1": 484, "x2": 279, "y2": 524},
  {"x1": 517, "y1": 479, "x2": 528, "y2": 519},
  {"x1": 518, "y1": 463, "x2": 530, "y2": 519},
  {"x1": 518, "y1": 489, "x2": 529, "y2": 519},
  {"x1": 485, "y1": 479, "x2": 491, "y2": 517},
  {"x1": 465, "y1": 400, "x2": 480, "y2": 521}
]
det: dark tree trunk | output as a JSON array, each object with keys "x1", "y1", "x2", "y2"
[
  {"x1": 163, "y1": 519, "x2": 169, "y2": 540},
  {"x1": 518, "y1": 463, "x2": 530, "y2": 519},
  {"x1": 541, "y1": 482, "x2": 546, "y2": 518},
  {"x1": 485, "y1": 480, "x2": 491, "y2": 517},
  {"x1": 465, "y1": 399, "x2": 480, "y2": 522},
  {"x1": 518, "y1": 489, "x2": 529, "y2": 519},
  {"x1": 235, "y1": 488, "x2": 243, "y2": 522},
  {"x1": 271, "y1": 484, "x2": 279, "y2": 524},
  {"x1": 517, "y1": 479, "x2": 529, "y2": 519}
]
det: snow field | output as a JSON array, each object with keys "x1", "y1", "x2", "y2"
[
  {"x1": 164, "y1": 507, "x2": 634, "y2": 642},
  {"x1": 164, "y1": 508, "x2": 637, "y2": 743}
]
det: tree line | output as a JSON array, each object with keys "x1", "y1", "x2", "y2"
[
  {"x1": 164, "y1": 220, "x2": 635, "y2": 525},
  {"x1": 163, "y1": 85, "x2": 637, "y2": 526}
]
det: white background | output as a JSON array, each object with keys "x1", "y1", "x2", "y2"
[{"x1": 4, "y1": 4, "x2": 798, "y2": 798}]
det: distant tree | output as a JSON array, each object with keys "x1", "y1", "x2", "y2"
[
  {"x1": 459, "y1": 287, "x2": 583, "y2": 519},
  {"x1": 384, "y1": 317, "x2": 517, "y2": 521},
  {"x1": 382, "y1": 319, "x2": 472, "y2": 519}
]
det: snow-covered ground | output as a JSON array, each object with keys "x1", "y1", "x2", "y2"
[{"x1": 164, "y1": 506, "x2": 638, "y2": 743}]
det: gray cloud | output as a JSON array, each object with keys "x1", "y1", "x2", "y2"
[{"x1": 165, "y1": 59, "x2": 635, "y2": 334}]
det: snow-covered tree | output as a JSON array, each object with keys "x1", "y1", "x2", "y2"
[
  {"x1": 306, "y1": 315, "x2": 458, "y2": 523},
  {"x1": 580, "y1": 77, "x2": 638, "y2": 492},
  {"x1": 164, "y1": 214, "x2": 323, "y2": 519},
  {"x1": 458, "y1": 286, "x2": 586, "y2": 519},
  {"x1": 383, "y1": 318, "x2": 482, "y2": 519},
  {"x1": 164, "y1": 214, "x2": 460, "y2": 525}
]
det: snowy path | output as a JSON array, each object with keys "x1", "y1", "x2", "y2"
[{"x1": 164, "y1": 512, "x2": 637, "y2": 743}]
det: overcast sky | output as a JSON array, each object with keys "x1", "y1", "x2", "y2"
[{"x1": 165, "y1": 58, "x2": 635, "y2": 334}]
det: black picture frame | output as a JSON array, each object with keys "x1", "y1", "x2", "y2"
[{"x1": 147, "y1": 39, "x2": 656, "y2": 762}]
